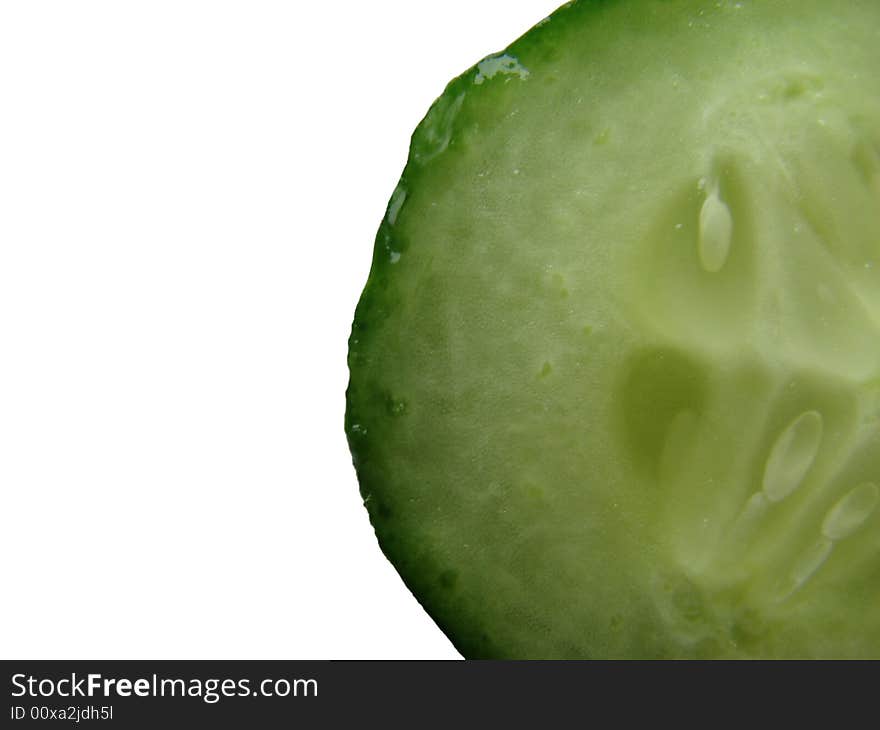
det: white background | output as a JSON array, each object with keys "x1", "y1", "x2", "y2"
[{"x1": 0, "y1": 1, "x2": 561, "y2": 659}]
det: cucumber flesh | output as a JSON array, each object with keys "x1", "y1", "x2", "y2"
[{"x1": 346, "y1": 0, "x2": 880, "y2": 658}]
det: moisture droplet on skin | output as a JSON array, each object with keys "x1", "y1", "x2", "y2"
[
  {"x1": 387, "y1": 185, "x2": 407, "y2": 226},
  {"x1": 761, "y1": 411, "x2": 823, "y2": 502},
  {"x1": 474, "y1": 54, "x2": 530, "y2": 85},
  {"x1": 698, "y1": 188, "x2": 733, "y2": 273}
]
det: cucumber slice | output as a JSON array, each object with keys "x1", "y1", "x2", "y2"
[{"x1": 346, "y1": 0, "x2": 880, "y2": 658}]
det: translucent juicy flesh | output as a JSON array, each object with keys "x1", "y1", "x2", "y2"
[{"x1": 346, "y1": 0, "x2": 880, "y2": 658}]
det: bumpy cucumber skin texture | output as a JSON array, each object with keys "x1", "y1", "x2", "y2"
[{"x1": 347, "y1": 0, "x2": 880, "y2": 658}]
